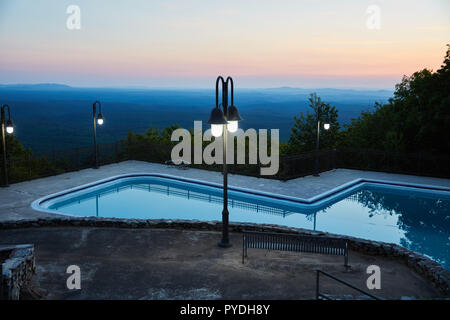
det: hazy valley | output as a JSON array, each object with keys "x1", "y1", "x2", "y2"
[{"x1": 0, "y1": 84, "x2": 393, "y2": 154}]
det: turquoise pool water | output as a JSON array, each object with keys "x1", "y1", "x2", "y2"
[{"x1": 40, "y1": 176, "x2": 450, "y2": 268}]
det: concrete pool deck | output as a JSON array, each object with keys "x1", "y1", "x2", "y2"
[
  {"x1": 0, "y1": 227, "x2": 444, "y2": 300},
  {"x1": 1, "y1": 161, "x2": 449, "y2": 299},
  {"x1": 1, "y1": 160, "x2": 450, "y2": 222}
]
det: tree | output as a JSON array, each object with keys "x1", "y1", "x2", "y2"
[
  {"x1": 123, "y1": 125, "x2": 181, "y2": 162},
  {"x1": 0, "y1": 134, "x2": 60, "y2": 183},
  {"x1": 287, "y1": 93, "x2": 339, "y2": 154},
  {"x1": 339, "y1": 44, "x2": 450, "y2": 155}
]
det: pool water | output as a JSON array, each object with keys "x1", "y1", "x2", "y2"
[{"x1": 41, "y1": 176, "x2": 450, "y2": 268}]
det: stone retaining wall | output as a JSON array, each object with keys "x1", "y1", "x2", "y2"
[
  {"x1": 0, "y1": 217, "x2": 449, "y2": 296},
  {"x1": 0, "y1": 244, "x2": 35, "y2": 300}
]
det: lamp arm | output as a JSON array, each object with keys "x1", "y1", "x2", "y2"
[
  {"x1": 93, "y1": 101, "x2": 102, "y2": 115},
  {"x1": 226, "y1": 77, "x2": 234, "y2": 107},
  {"x1": 1, "y1": 105, "x2": 11, "y2": 121},
  {"x1": 215, "y1": 76, "x2": 225, "y2": 109}
]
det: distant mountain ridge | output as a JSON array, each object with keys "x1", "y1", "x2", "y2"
[
  {"x1": 0, "y1": 83, "x2": 393, "y2": 94},
  {"x1": 0, "y1": 83, "x2": 72, "y2": 90}
]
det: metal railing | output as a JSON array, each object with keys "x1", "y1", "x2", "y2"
[
  {"x1": 315, "y1": 269, "x2": 382, "y2": 300},
  {"x1": 2, "y1": 140, "x2": 450, "y2": 185}
]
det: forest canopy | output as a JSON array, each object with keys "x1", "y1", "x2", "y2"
[{"x1": 337, "y1": 44, "x2": 450, "y2": 156}]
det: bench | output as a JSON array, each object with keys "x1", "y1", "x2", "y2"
[{"x1": 242, "y1": 231, "x2": 349, "y2": 267}]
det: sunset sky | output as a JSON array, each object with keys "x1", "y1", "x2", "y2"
[{"x1": 0, "y1": 0, "x2": 449, "y2": 88}]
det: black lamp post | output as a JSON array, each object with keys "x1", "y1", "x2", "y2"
[
  {"x1": 92, "y1": 101, "x2": 104, "y2": 169},
  {"x1": 313, "y1": 105, "x2": 330, "y2": 177},
  {"x1": 1, "y1": 104, "x2": 15, "y2": 187},
  {"x1": 207, "y1": 76, "x2": 242, "y2": 248}
]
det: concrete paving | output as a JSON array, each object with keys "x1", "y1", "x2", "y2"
[
  {"x1": 1, "y1": 160, "x2": 449, "y2": 222},
  {"x1": 0, "y1": 227, "x2": 443, "y2": 300},
  {"x1": 1, "y1": 162, "x2": 449, "y2": 300}
]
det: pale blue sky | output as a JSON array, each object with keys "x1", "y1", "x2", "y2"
[{"x1": 0, "y1": 0, "x2": 449, "y2": 88}]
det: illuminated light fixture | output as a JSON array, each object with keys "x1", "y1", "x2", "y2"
[
  {"x1": 97, "y1": 113, "x2": 104, "y2": 125},
  {"x1": 207, "y1": 106, "x2": 227, "y2": 137},
  {"x1": 226, "y1": 104, "x2": 243, "y2": 133},
  {"x1": 6, "y1": 119, "x2": 14, "y2": 134}
]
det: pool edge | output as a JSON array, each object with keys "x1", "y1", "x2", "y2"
[{"x1": 30, "y1": 172, "x2": 450, "y2": 215}]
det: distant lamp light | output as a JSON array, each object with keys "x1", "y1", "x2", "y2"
[
  {"x1": 5, "y1": 120, "x2": 14, "y2": 134},
  {"x1": 97, "y1": 113, "x2": 104, "y2": 125},
  {"x1": 323, "y1": 113, "x2": 330, "y2": 130}
]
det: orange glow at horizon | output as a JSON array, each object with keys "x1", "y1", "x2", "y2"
[{"x1": 0, "y1": 0, "x2": 449, "y2": 88}]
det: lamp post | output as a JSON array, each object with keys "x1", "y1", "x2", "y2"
[
  {"x1": 1, "y1": 104, "x2": 15, "y2": 187},
  {"x1": 313, "y1": 105, "x2": 330, "y2": 177},
  {"x1": 207, "y1": 76, "x2": 242, "y2": 248},
  {"x1": 92, "y1": 101, "x2": 104, "y2": 169}
]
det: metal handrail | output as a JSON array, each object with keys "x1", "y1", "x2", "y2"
[{"x1": 315, "y1": 269, "x2": 382, "y2": 300}]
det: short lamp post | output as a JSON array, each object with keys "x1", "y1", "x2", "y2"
[
  {"x1": 207, "y1": 76, "x2": 242, "y2": 248},
  {"x1": 1, "y1": 104, "x2": 15, "y2": 187},
  {"x1": 92, "y1": 101, "x2": 104, "y2": 169},
  {"x1": 313, "y1": 105, "x2": 330, "y2": 177}
]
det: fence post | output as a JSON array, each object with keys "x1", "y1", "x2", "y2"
[
  {"x1": 28, "y1": 152, "x2": 32, "y2": 179},
  {"x1": 332, "y1": 148, "x2": 336, "y2": 169},
  {"x1": 257, "y1": 157, "x2": 261, "y2": 177},
  {"x1": 417, "y1": 152, "x2": 422, "y2": 176},
  {"x1": 75, "y1": 148, "x2": 79, "y2": 170},
  {"x1": 115, "y1": 141, "x2": 119, "y2": 162},
  {"x1": 315, "y1": 270, "x2": 320, "y2": 300}
]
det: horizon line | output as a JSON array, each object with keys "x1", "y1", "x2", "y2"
[{"x1": 0, "y1": 83, "x2": 395, "y2": 91}]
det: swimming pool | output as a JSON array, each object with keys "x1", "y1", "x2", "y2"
[{"x1": 33, "y1": 174, "x2": 450, "y2": 268}]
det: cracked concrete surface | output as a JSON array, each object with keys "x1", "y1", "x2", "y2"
[{"x1": 0, "y1": 227, "x2": 444, "y2": 300}]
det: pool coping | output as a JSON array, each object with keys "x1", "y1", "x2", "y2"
[{"x1": 30, "y1": 172, "x2": 450, "y2": 215}]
